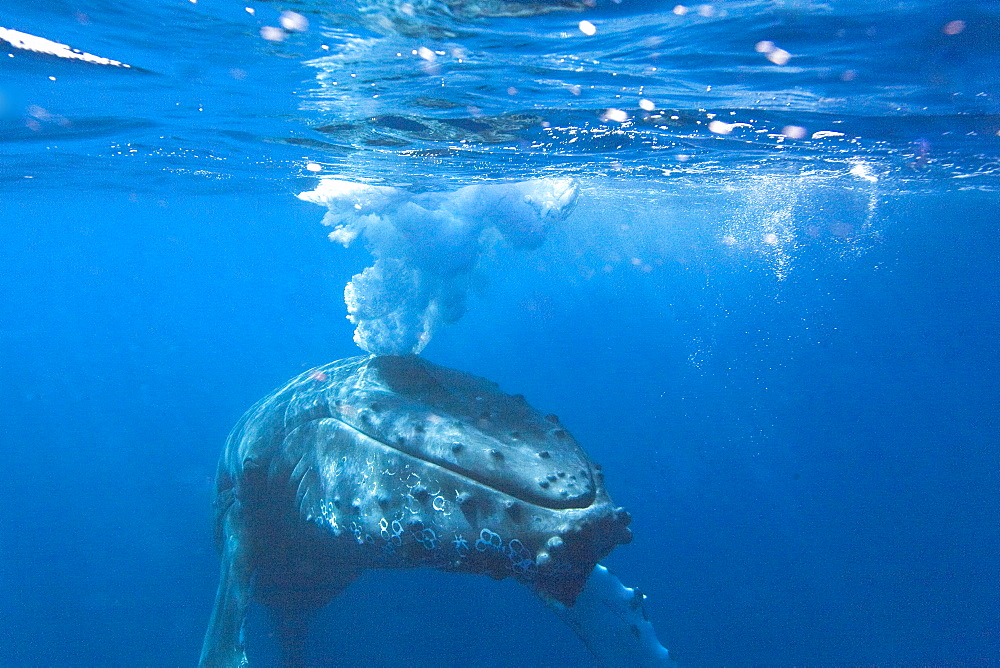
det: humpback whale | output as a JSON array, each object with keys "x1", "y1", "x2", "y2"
[{"x1": 200, "y1": 355, "x2": 672, "y2": 666}]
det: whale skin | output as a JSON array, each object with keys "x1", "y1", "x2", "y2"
[{"x1": 199, "y1": 355, "x2": 647, "y2": 667}]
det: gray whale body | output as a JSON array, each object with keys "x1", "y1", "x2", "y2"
[{"x1": 200, "y1": 355, "x2": 672, "y2": 667}]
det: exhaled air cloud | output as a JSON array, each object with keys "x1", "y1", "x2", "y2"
[{"x1": 298, "y1": 178, "x2": 578, "y2": 355}]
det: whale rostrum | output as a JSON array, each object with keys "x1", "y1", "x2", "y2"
[{"x1": 200, "y1": 355, "x2": 673, "y2": 666}]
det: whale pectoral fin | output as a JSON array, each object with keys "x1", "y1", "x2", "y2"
[
  {"x1": 545, "y1": 564, "x2": 676, "y2": 668},
  {"x1": 199, "y1": 506, "x2": 252, "y2": 668}
]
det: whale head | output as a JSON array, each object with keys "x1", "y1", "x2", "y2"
[
  {"x1": 218, "y1": 355, "x2": 632, "y2": 607},
  {"x1": 202, "y1": 355, "x2": 649, "y2": 667}
]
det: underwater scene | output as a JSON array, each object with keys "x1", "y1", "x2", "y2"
[{"x1": 1, "y1": 0, "x2": 998, "y2": 666}]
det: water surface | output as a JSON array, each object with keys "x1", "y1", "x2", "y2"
[{"x1": 1, "y1": 1, "x2": 998, "y2": 666}]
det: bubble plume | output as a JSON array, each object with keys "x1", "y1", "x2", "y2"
[{"x1": 298, "y1": 178, "x2": 578, "y2": 354}]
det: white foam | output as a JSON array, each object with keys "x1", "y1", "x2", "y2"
[
  {"x1": 298, "y1": 178, "x2": 578, "y2": 354},
  {"x1": 0, "y1": 27, "x2": 132, "y2": 68}
]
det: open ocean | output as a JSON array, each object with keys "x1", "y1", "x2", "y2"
[{"x1": 1, "y1": 0, "x2": 998, "y2": 666}]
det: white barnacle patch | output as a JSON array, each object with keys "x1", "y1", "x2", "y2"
[
  {"x1": 319, "y1": 499, "x2": 341, "y2": 535},
  {"x1": 469, "y1": 528, "x2": 537, "y2": 576},
  {"x1": 415, "y1": 527, "x2": 439, "y2": 550},
  {"x1": 432, "y1": 495, "x2": 450, "y2": 514},
  {"x1": 390, "y1": 519, "x2": 404, "y2": 546},
  {"x1": 376, "y1": 514, "x2": 407, "y2": 552},
  {"x1": 319, "y1": 458, "x2": 342, "y2": 490},
  {"x1": 379, "y1": 517, "x2": 391, "y2": 541},
  {"x1": 475, "y1": 528, "x2": 504, "y2": 552},
  {"x1": 404, "y1": 494, "x2": 422, "y2": 515},
  {"x1": 507, "y1": 539, "x2": 536, "y2": 576}
]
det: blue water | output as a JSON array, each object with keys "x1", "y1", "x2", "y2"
[{"x1": 1, "y1": 0, "x2": 998, "y2": 666}]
